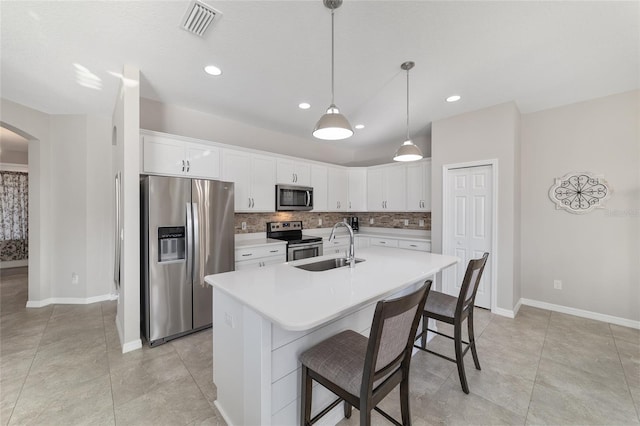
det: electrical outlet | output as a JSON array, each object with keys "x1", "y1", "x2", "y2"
[
  {"x1": 318, "y1": 218, "x2": 322, "y2": 226},
  {"x1": 404, "y1": 219, "x2": 409, "y2": 226},
  {"x1": 241, "y1": 222, "x2": 247, "y2": 230},
  {"x1": 369, "y1": 218, "x2": 374, "y2": 225},
  {"x1": 419, "y1": 219, "x2": 425, "y2": 227},
  {"x1": 553, "y1": 279, "x2": 562, "y2": 290},
  {"x1": 71, "y1": 273, "x2": 79, "y2": 285},
  {"x1": 224, "y1": 312, "x2": 235, "y2": 328}
]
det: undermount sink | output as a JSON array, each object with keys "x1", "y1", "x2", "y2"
[{"x1": 294, "y1": 257, "x2": 365, "y2": 272}]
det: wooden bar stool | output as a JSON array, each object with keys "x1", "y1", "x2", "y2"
[
  {"x1": 299, "y1": 281, "x2": 432, "y2": 426},
  {"x1": 414, "y1": 253, "x2": 489, "y2": 394}
]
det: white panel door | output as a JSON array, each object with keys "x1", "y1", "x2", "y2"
[{"x1": 444, "y1": 165, "x2": 492, "y2": 309}]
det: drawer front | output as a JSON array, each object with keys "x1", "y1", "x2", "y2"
[
  {"x1": 370, "y1": 237, "x2": 399, "y2": 248},
  {"x1": 398, "y1": 240, "x2": 431, "y2": 252},
  {"x1": 235, "y1": 244, "x2": 286, "y2": 260}
]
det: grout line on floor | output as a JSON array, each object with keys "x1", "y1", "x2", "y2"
[
  {"x1": 523, "y1": 308, "x2": 552, "y2": 423},
  {"x1": 609, "y1": 323, "x2": 640, "y2": 422},
  {"x1": 101, "y1": 302, "x2": 118, "y2": 426}
]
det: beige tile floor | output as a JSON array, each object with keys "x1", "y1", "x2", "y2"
[{"x1": 1, "y1": 267, "x2": 639, "y2": 425}]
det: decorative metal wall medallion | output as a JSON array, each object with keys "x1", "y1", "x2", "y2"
[{"x1": 549, "y1": 172, "x2": 610, "y2": 214}]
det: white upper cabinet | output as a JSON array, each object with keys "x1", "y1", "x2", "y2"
[
  {"x1": 222, "y1": 149, "x2": 276, "y2": 212},
  {"x1": 367, "y1": 163, "x2": 406, "y2": 211},
  {"x1": 311, "y1": 164, "x2": 328, "y2": 211},
  {"x1": 142, "y1": 134, "x2": 220, "y2": 179},
  {"x1": 406, "y1": 159, "x2": 431, "y2": 211},
  {"x1": 276, "y1": 159, "x2": 311, "y2": 186},
  {"x1": 327, "y1": 166, "x2": 348, "y2": 211},
  {"x1": 348, "y1": 168, "x2": 367, "y2": 212}
]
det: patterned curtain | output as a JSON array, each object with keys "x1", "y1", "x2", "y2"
[{"x1": 0, "y1": 171, "x2": 29, "y2": 260}]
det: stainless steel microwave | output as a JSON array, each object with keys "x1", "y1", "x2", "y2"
[{"x1": 276, "y1": 184, "x2": 313, "y2": 211}]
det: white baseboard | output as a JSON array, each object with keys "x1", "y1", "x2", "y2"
[
  {"x1": 122, "y1": 339, "x2": 142, "y2": 353},
  {"x1": 492, "y1": 306, "x2": 515, "y2": 319},
  {"x1": 114, "y1": 315, "x2": 142, "y2": 353},
  {"x1": 520, "y1": 298, "x2": 640, "y2": 330},
  {"x1": 1, "y1": 259, "x2": 28, "y2": 269},
  {"x1": 26, "y1": 293, "x2": 114, "y2": 308}
]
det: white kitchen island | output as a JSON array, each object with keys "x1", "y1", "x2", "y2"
[{"x1": 205, "y1": 247, "x2": 458, "y2": 426}]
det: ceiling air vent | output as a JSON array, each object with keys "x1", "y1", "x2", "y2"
[{"x1": 181, "y1": 0, "x2": 221, "y2": 37}]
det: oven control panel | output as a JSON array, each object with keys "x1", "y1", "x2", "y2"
[{"x1": 268, "y1": 221, "x2": 302, "y2": 232}]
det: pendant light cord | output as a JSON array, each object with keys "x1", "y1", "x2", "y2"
[
  {"x1": 406, "y1": 67, "x2": 410, "y2": 141},
  {"x1": 331, "y1": 8, "x2": 335, "y2": 106}
]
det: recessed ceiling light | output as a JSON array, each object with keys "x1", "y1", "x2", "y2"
[
  {"x1": 298, "y1": 102, "x2": 311, "y2": 110},
  {"x1": 446, "y1": 95, "x2": 461, "y2": 103},
  {"x1": 204, "y1": 65, "x2": 222, "y2": 76},
  {"x1": 355, "y1": 124, "x2": 365, "y2": 130}
]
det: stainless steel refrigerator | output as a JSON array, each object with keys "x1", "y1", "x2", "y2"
[{"x1": 141, "y1": 175, "x2": 234, "y2": 346}]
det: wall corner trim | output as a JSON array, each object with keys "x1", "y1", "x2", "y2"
[{"x1": 520, "y1": 298, "x2": 640, "y2": 330}]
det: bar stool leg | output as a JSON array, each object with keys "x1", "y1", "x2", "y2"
[
  {"x1": 454, "y1": 320, "x2": 469, "y2": 394},
  {"x1": 468, "y1": 311, "x2": 481, "y2": 370},
  {"x1": 400, "y1": 371, "x2": 412, "y2": 425},
  {"x1": 344, "y1": 402, "x2": 352, "y2": 419},
  {"x1": 300, "y1": 366, "x2": 312, "y2": 426}
]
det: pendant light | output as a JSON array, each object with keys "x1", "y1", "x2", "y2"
[
  {"x1": 313, "y1": 0, "x2": 353, "y2": 140},
  {"x1": 393, "y1": 61, "x2": 423, "y2": 162}
]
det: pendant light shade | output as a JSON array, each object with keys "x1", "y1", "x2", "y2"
[
  {"x1": 393, "y1": 61, "x2": 423, "y2": 162},
  {"x1": 313, "y1": 0, "x2": 353, "y2": 141}
]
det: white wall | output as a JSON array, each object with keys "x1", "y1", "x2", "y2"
[
  {"x1": 139, "y1": 98, "x2": 421, "y2": 167},
  {"x1": 0, "y1": 150, "x2": 28, "y2": 164},
  {"x1": 520, "y1": 90, "x2": 640, "y2": 322},
  {"x1": 0, "y1": 100, "x2": 113, "y2": 304},
  {"x1": 1, "y1": 99, "x2": 52, "y2": 303},
  {"x1": 112, "y1": 66, "x2": 141, "y2": 352},
  {"x1": 86, "y1": 115, "x2": 114, "y2": 298},
  {"x1": 50, "y1": 116, "x2": 88, "y2": 298},
  {"x1": 431, "y1": 102, "x2": 521, "y2": 313}
]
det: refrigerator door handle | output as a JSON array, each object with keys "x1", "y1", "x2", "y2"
[
  {"x1": 192, "y1": 202, "x2": 202, "y2": 287},
  {"x1": 186, "y1": 202, "x2": 193, "y2": 283}
]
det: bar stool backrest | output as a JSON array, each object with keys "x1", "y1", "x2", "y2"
[
  {"x1": 456, "y1": 253, "x2": 489, "y2": 316},
  {"x1": 361, "y1": 281, "x2": 431, "y2": 397}
]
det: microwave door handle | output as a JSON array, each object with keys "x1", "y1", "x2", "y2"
[{"x1": 306, "y1": 190, "x2": 310, "y2": 207}]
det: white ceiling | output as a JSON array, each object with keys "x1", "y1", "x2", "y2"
[{"x1": 1, "y1": 1, "x2": 638, "y2": 150}]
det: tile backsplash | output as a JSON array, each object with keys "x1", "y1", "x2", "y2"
[{"x1": 234, "y1": 212, "x2": 431, "y2": 234}]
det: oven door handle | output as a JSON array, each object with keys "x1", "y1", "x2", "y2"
[{"x1": 290, "y1": 241, "x2": 322, "y2": 250}]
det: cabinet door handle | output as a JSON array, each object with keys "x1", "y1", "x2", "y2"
[
  {"x1": 251, "y1": 198, "x2": 254, "y2": 208},
  {"x1": 269, "y1": 250, "x2": 279, "y2": 253},
  {"x1": 349, "y1": 201, "x2": 351, "y2": 209},
  {"x1": 380, "y1": 241, "x2": 386, "y2": 244},
  {"x1": 182, "y1": 160, "x2": 186, "y2": 172},
  {"x1": 410, "y1": 244, "x2": 417, "y2": 247},
  {"x1": 186, "y1": 160, "x2": 190, "y2": 172},
  {"x1": 242, "y1": 253, "x2": 252, "y2": 257},
  {"x1": 248, "y1": 197, "x2": 252, "y2": 208}
]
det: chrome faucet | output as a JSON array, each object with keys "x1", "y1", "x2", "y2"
[{"x1": 329, "y1": 221, "x2": 355, "y2": 268}]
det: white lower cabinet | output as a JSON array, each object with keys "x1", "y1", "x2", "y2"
[
  {"x1": 370, "y1": 237, "x2": 399, "y2": 248},
  {"x1": 235, "y1": 244, "x2": 286, "y2": 270},
  {"x1": 355, "y1": 236, "x2": 370, "y2": 249},
  {"x1": 323, "y1": 236, "x2": 349, "y2": 255}
]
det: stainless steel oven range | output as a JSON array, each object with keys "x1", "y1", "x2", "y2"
[{"x1": 266, "y1": 221, "x2": 323, "y2": 261}]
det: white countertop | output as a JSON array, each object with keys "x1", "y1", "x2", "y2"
[
  {"x1": 235, "y1": 237, "x2": 286, "y2": 249},
  {"x1": 205, "y1": 247, "x2": 457, "y2": 331}
]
